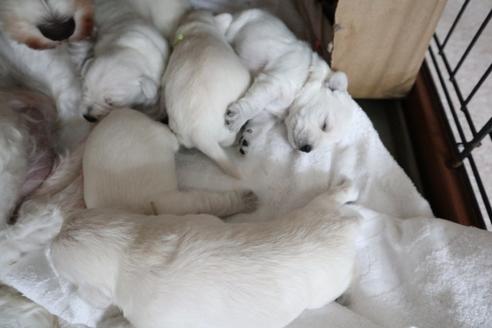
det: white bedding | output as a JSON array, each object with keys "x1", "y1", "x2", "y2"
[{"x1": 2, "y1": 1, "x2": 492, "y2": 327}]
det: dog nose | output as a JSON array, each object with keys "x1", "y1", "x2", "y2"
[
  {"x1": 299, "y1": 145, "x2": 312, "y2": 153},
  {"x1": 38, "y1": 17, "x2": 76, "y2": 41},
  {"x1": 83, "y1": 113, "x2": 98, "y2": 123}
]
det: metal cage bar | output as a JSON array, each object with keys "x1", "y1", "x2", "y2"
[{"x1": 428, "y1": 2, "x2": 492, "y2": 226}]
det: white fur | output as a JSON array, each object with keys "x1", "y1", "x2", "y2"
[
  {"x1": 0, "y1": 101, "x2": 29, "y2": 228},
  {"x1": 80, "y1": 0, "x2": 168, "y2": 121},
  {"x1": 50, "y1": 181, "x2": 358, "y2": 328},
  {"x1": 218, "y1": 9, "x2": 313, "y2": 132},
  {"x1": 163, "y1": 10, "x2": 251, "y2": 178},
  {"x1": 0, "y1": 0, "x2": 94, "y2": 150},
  {"x1": 83, "y1": 108, "x2": 257, "y2": 216},
  {"x1": 0, "y1": 89, "x2": 57, "y2": 227},
  {"x1": 284, "y1": 55, "x2": 354, "y2": 152},
  {"x1": 126, "y1": 0, "x2": 191, "y2": 38},
  {"x1": 218, "y1": 9, "x2": 350, "y2": 153}
]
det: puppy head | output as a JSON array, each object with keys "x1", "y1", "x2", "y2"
[
  {"x1": 81, "y1": 56, "x2": 159, "y2": 122},
  {"x1": 0, "y1": 0, "x2": 94, "y2": 49},
  {"x1": 285, "y1": 86, "x2": 353, "y2": 154}
]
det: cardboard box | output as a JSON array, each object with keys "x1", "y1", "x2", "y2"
[{"x1": 296, "y1": 0, "x2": 447, "y2": 98}]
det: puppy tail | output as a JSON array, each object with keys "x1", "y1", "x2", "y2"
[{"x1": 195, "y1": 139, "x2": 241, "y2": 179}]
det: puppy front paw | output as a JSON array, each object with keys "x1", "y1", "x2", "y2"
[
  {"x1": 239, "y1": 190, "x2": 259, "y2": 213},
  {"x1": 225, "y1": 101, "x2": 250, "y2": 132}
]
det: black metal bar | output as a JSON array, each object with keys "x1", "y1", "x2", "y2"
[
  {"x1": 463, "y1": 63, "x2": 492, "y2": 106},
  {"x1": 440, "y1": 0, "x2": 470, "y2": 50},
  {"x1": 434, "y1": 35, "x2": 478, "y2": 136},
  {"x1": 465, "y1": 153, "x2": 492, "y2": 221},
  {"x1": 452, "y1": 9, "x2": 492, "y2": 76},
  {"x1": 428, "y1": 44, "x2": 468, "y2": 143},
  {"x1": 453, "y1": 118, "x2": 492, "y2": 167}
]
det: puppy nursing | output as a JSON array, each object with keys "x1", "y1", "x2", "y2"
[
  {"x1": 0, "y1": 5, "x2": 361, "y2": 328},
  {"x1": 164, "y1": 11, "x2": 251, "y2": 178},
  {"x1": 50, "y1": 180, "x2": 358, "y2": 328},
  {"x1": 81, "y1": 0, "x2": 168, "y2": 122}
]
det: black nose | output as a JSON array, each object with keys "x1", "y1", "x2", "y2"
[
  {"x1": 83, "y1": 114, "x2": 98, "y2": 123},
  {"x1": 38, "y1": 17, "x2": 75, "y2": 41},
  {"x1": 299, "y1": 145, "x2": 312, "y2": 153}
]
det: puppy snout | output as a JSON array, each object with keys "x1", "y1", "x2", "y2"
[
  {"x1": 299, "y1": 144, "x2": 312, "y2": 153},
  {"x1": 38, "y1": 17, "x2": 76, "y2": 41},
  {"x1": 83, "y1": 113, "x2": 98, "y2": 123}
]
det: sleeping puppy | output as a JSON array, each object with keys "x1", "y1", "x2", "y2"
[
  {"x1": 49, "y1": 180, "x2": 359, "y2": 328},
  {"x1": 218, "y1": 9, "x2": 347, "y2": 139},
  {"x1": 163, "y1": 10, "x2": 251, "y2": 178},
  {"x1": 81, "y1": 0, "x2": 168, "y2": 122},
  {"x1": 217, "y1": 8, "x2": 312, "y2": 132},
  {"x1": 83, "y1": 108, "x2": 257, "y2": 215},
  {"x1": 284, "y1": 55, "x2": 353, "y2": 153}
]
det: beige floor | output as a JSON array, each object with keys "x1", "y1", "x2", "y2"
[{"x1": 429, "y1": 0, "x2": 492, "y2": 229}]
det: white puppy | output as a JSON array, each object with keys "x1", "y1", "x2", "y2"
[
  {"x1": 218, "y1": 9, "x2": 349, "y2": 148},
  {"x1": 0, "y1": 0, "x2": 94, "y2": 150},
  {"x1": 0, "y1": 89, "x2": 56, "y2": 227},
  {"x1": 83, "y1": 108, "x2": 257, "y2": 215},
  {"x1": 284, "y1": 55, "x2": 353, "y2": 153},
  {"x1": 164, "y1": 10, "x2": 251, "y2": 178},
  {"x1": 50, "y1": 180, "x2": 358, "y2": 328},
  {"x1": 217, "y1": 9, "x2": 313, "y2": 132},
  {"x1": 127, "y1": 0, "x2": 191, "y2": 39},
  {"x1": 81, "y1": 0, "x2": 168, "y2": 122}
]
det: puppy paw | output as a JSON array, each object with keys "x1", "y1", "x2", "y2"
[
  {"x1": 238, "y1": 123, "x2": 256, "y2": 155},
  {"x1": 225, "y1": 101, "x2": 250, "y2": 132},
  {"x1": 239, "y1": 190, "x2": 259, "y2": 213}
]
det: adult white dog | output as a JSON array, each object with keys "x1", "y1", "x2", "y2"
[
  {"x1": 83, "y1": 108, "x2": 257, "y2": 215},
  {"x1": 127, "y1": 0, "x2": 191, "y2": 39},
  {"x1": 0, "y1": 0, "x2": 94, "y2": 150},
  {"x1": 164, "y1": 10, "x2": 251, "y2": 178},
  {"x1": 81, "y1": 0, "x2": 168, "y2": 122},
  {"x1": 218, "y1": 9, "x2": 349, "y2": 153},
  {"x1": 49, "y1": 179, "x2": 358, "y2": 328}
]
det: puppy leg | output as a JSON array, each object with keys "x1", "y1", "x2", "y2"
[
  {"x1": 226, "y1": 50, "x2": 310, "y2": 132},
  {"x1": 153, "y1": 189, "x2": 258, "y2": 217}
]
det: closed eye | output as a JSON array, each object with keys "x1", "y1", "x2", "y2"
[{"x1": 321, "y1": 122, "x2": 327, "y2": 132}]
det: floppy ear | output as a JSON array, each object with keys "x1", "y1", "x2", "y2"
[
  {"x1": 325, "y1": 71, "x2": 348, "y2": 92},
  {"x1": 214, "y1": 13, "x2": 233, "y2": 34},
  {"x1": 138, "y1": 76, "x2": 158, "y2": 103}
]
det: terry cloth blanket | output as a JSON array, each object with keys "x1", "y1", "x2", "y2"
[{"x1": 2, "y1": 86, "x2": 491, "y2": 328}]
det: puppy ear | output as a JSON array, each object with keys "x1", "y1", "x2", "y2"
[
  {"x1": 138, "y1": 76, "x2": 158, "y2": 103},
  {"x1": 214, "y1": 13, "x2": 233, "y2": 34},
  {"x1": 325, "y1": 71, "x2": 348, "y2": 92}
]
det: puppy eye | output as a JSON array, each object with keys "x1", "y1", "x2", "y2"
[{"x1": 321, "y1": 122, "x2": 327, "y2": 131}]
